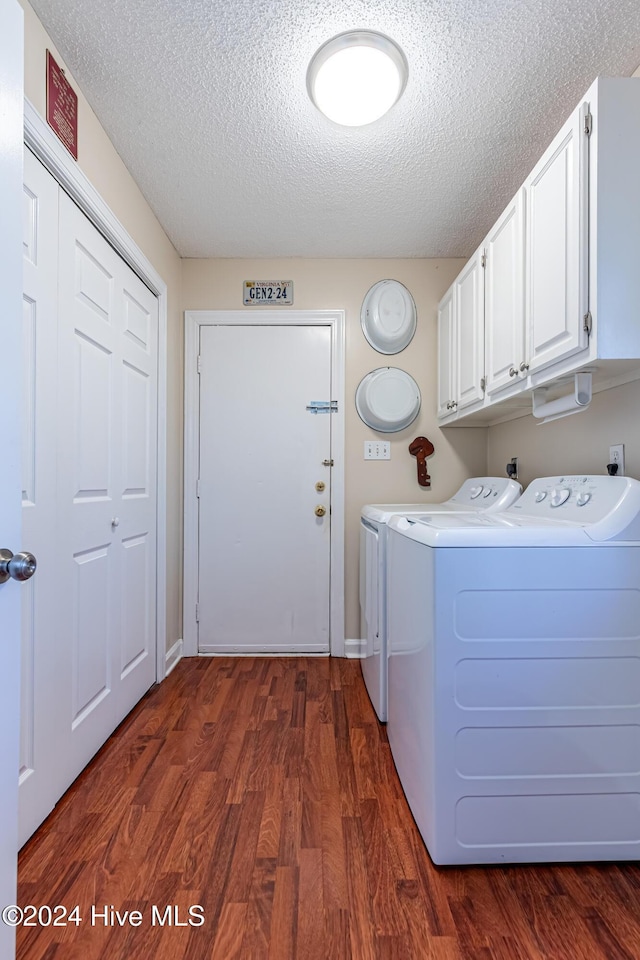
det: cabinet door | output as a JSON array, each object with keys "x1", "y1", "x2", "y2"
[
  {"x1": 437, "y1": 286, "x2": 455, "y2": 418},
  {"x1": 485, "y1": 190, "x2": 525, "y2": 395},
  {"x1": 526, "y1": 102, "x2": 589, "y2": 373},
  {"x1": 455, "y1": 250, "x2": 485, "y2": 410}
]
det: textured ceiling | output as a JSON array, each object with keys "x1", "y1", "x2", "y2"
[{"x1": 30, "y1": 0, "x2": 640, "y2": 258}]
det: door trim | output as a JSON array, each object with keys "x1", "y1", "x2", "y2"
[
  {"x1": 23, "y1": 98, "x2": 168, "y2": 683},
  {"x1": 183, "y1": 310, "x2": 346, "y2": 657}
]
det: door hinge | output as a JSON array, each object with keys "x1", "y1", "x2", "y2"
[
  {"x1": 481, "y1": 253, "x2": 487, "y2": 269},
  {"x1": 480, "y1": 376, "x2": 486, "y2": 392},
  {"x1": 583, "y1": 311, "x2": 593, "y2": 337},
  {"x1": 306, "y1": 400, "x2": 338, "y2": 414},
  {"x1": 584, "y1": 112, "x2": 593, "y2": 137},
  {"x1": 196, "y1": 478, "x2": 201, "y2": 499},
  {"x1": 197, "y1": 355, "x2": 202, "y2": 374},
  {"x1": 195, "y1": 602, "x2": 200, "y2": 622},
  {"x1": 322, "y1": 459, "x2": 334, "y2": 467}
]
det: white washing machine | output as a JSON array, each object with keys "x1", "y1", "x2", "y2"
[
  {"x1": 386, "y1": 475, "x2": 640, "y2": 865},
  {"x1": 359, "y1": 477, "x2": 522, "y2": 721}
]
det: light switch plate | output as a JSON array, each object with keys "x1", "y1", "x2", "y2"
[{"x1": 364, "y1": 440, "x2": 390, "y2": 460}]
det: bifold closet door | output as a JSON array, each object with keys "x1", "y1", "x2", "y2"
[
  {"x1": 56, "y1": 190, "x2": 158, "y2": 796},
  {"x1": 19, "y1": 152, "x2": 158, "y2": 845}
]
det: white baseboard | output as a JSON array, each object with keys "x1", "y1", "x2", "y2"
[
  {"x1": 165, "y1": 638, "x2": 184, "y2": 676},
  {"x1": 343, "y1": 638, "x2": 365, "y2": 659}
]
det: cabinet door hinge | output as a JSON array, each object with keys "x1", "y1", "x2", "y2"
[
  {"x1": 584, "y1": 112, "x2": 593, "y2": 137},
  {"x1": 583, "y1": 311, "x2": 593, "y2": 337},
  {"x1": 480, "y1": 376, "x2": 486, "y2": 392},
  {"x1": 196, "y1": 478, "x2": 201, "y2": 499},
  {"x1": 197, "y1": 355, "x2": 202, "y2": 374},
  {"x1": 195, "y1": 602, "x2": 200, "y2": 622},
  {"x1": 481, "y1": 252, "x2": 487, "y2": 269}
]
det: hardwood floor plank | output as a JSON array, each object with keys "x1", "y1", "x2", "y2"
[
  {"x1": 209, "y1": 902, "x2": 248, "y2": 960},
  {"x1": 296, "y1": 847, "x2": 324, "y2": 960},
  {"x1": 268, "y1": 865, "x2": 298, "y2": 960}
]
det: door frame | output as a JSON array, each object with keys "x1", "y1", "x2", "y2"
[
  {"x1": 183, "y1": 309, "x2": 345, "y2": 657},
  {"x1": 23, "y1": 98, "x2": 169, "y2": 683}
]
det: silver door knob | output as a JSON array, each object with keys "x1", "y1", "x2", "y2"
[
  {"x1": 111, "y1": 517, "x2": 120, "y2": 528},
  {"x1": 509, "y1": 366, "x2": 518, "y2": 377},
  {"x1": 519, "y1": 361, "x2": 530, "y2": 373},
  {"x1": 0, "y1": 549, "x2": 37, "y2": 584}
]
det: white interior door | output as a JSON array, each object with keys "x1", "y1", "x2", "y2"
[
  {"x1": 56, "y1": 189, "x2": 158, "y2": 794},
  {"x1": 19, "y1": 150, "x2": 62, "y2": 842},
  {"x1": 198, "y1": 324, "x2": 332, "y2": 653},
  {"x1": 17, "y1": 166, "x2": 159, "y2": 845},
  {"x1": 0, "y1": 0, "x2": 24, "y2": 954}
]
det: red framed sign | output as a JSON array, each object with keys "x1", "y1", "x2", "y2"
[{"x1": 46, "y1": 50, "x2": 78, "y2": 160}]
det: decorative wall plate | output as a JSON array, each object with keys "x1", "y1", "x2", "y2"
[
  {"x1": 360, "y1": 280, "x2": 417, "y2": 354},
  {"x1": 355, "y1": 367, "x2": 421, "y2": 433}
]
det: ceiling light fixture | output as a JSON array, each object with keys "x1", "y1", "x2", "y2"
[{"x1": 307, "y1": 30, "x2": 408, "y2": 127}]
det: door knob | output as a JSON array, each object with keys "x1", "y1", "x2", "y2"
[
  {"x1": 0, "y1": 549, "x2": 37, "y2": 584},
  {"x1": 315, "y1": 481, "x2": 326, "y2": 492},
  {"x1": 315, "y1": 505, "x2": 326, "y2": 517}
]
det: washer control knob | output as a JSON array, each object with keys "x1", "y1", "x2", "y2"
[
  {"x1": 534, "y1": 491, "x2": 547, "y2": 503},
  {"x1": 469, "y1": 485, "x2": 483, "y2": 499},
  {"x1": 576, "y1": 492, "x2": 591, "y2": 506},
  {"x1": 550, "y1": 487, "x2": 571, "y2": 507},
  {"x1": 482, "y1": 487, "x2": 493, "y2": 498}
]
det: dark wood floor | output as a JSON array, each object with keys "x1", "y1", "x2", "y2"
[{"x1": 16, "y1": 657, "x2": 640, "y2": 959}]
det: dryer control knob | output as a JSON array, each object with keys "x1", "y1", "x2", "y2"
[
  {"x1": 535, "y1": 491, "x2": 547, "y2": 502},
  {"x1": 469, "y1": 485, "x2": 483, "y2": 499},
  {"x1": 550, "y1": 487, "x2": 571, "y2": 507},
  {"x1": 576, "y1": 492, "x2": 591, "y2": 506},
  {"x1": 482, "y1": 487, "x2": 493, "y2": 498}
]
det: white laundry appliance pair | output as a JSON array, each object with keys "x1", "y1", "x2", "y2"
[
  {"x1": 386, "y1": 475, "x2": 640, "y2": 865},
  {"x1": 359, "y1": 477, "x2": 522, "y2": 721}
]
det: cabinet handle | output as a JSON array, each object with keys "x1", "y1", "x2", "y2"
[
  {"x1": 519, "y1": 361, "x2": 530, "y2": 373},
  {"x1": 451, "y1": 400, "x2": 458, "y2": 409},
  {"x1": 509, "y1": 367, "x2": 518, "y2": 378}
]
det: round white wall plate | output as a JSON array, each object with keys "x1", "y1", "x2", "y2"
[
  {"x1": 355, "y1": 367, "x2": 421, "y2": 433},
  {"x1": 360, "y1": 280, "x2": 417, "y2": 354}
]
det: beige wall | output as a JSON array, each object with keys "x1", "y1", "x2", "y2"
[
  {"x1": 487, "y1": 378, "x2": 640, "y2": 487},
  {"x1": 21, "y1": 0, "x2": 184, "y2": 651},
  {"x1": 183, "y1": 259, "x2": 488, "y2": 639}
]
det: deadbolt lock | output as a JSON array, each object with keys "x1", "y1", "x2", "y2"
[
  {"x1": 315, "y1": 505, "x2": 327, "y2": 518},
  {"x1": 315, "y1": 481, "x2": 326, "y2": 492}
]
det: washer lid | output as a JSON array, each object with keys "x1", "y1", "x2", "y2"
[
  {"x1": 361, "y1": 280, "x2": 417, "y2": 354},
  {"x1": 355, "y1": 367, "x2": 421, "y2": 433}
]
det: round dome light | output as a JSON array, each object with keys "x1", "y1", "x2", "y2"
[{"x1": 307, "y1": 31, "x2": 408, "y2": 127}]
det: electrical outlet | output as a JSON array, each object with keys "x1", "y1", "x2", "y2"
[
  {"x1": 364, "y1": 440, "x2": 390, "y2": 460},
  {"x1": 609, "y1": 444, "x2": 625, "y2": 476}
]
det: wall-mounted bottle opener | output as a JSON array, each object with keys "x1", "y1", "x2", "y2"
[{"x1": 409, "y1": 436, "x2": 435, "y2": 487}]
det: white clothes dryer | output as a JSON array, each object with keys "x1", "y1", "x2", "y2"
[
  {"x1": 359, "y1": 477, "x2": 522, "y2": 721},
  {"x1": 386, "y1": 475, "x2": 640, "y2": 865}
]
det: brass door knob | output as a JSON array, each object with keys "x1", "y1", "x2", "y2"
[
  {"x1": 315, "y1": 505, "x2": 326, "y2": 517},
  {"x1": 315, "y1": 481, "x2": 326, "y2": 492}
]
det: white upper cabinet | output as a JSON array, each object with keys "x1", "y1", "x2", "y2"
[
  {"x1": 525, "y1": 102, "x2": 589, "y2": 374},
  {"x1": 437, "y1": 78, "x2": 640, "y2": 425},
  {"x1": 436, "y1": 285, "x2": 456, "y2": 418},
  {"x1": 454, "y1": 248, "x2": 485, "y2": 410},
  {"x1": 484, "y1": 189, "x2": 525, "y2": 396}
]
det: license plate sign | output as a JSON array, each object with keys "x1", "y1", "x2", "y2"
[{"x1": 244, "y1": 281, "x2": 293, "y2": 305}]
